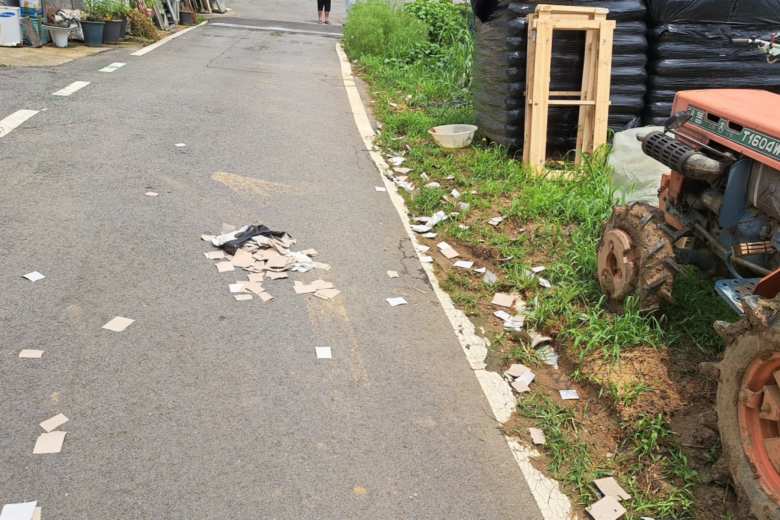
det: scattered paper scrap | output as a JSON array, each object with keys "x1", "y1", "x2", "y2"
[
  {"x1": 538, "y1": 345, "x2": 560, "y2": 368},
  {"x1": 539, "y1": 277, "x2": 552, "y2": 289},
  {"x1": 586, "y1": 496, "x2": 626, "y2": 520},
  {"x1": 453, "y1": 260, "x2": 474, "y2": 269},
  {"x1": 415, "y1": 244, "x2": 430, "y2": 253},
  {"x1": 511, "y1": 379, "x2": 531, "y2": 393},
  {"x1": 505, "y1": 363, "x2": 530, "y2": 378},
  {"x1": 102, "y1": 316, "x2": 134, "y2": 332},
  {"x1": 451, "y1": 189, "x2": 461, "y2": 199},
  {"x1": 420, "y1": 255, "x2": 433, "y2": 263},
  {"x1": 483, "y1": 270, "x2": 498, "y2": 285},
  {"x1": 386, "y1": 297, "x2": 407, "y2": 307},
  {"x1": 387, "y1": 270, "x2": 400, "y2": 278},
  {"x1": 593, "y1": 477, "x2": 631, "y2": 501},
  {"x1": 247, "y1": 273, "x2": 265, "y2": 282},
  {"x1": 175, "y1": 143, "x2": 186, "y2": 148},
  {"x1": 22, "y1": 272, "x2": 45, "y2": 282},
  {"x1": 491, "y1": 292, "x2": 516, "y2": 308},
  {"x1": 144, "y1": 191, "x2": 159, "y2": 197},
  {"x1": 560, "y1": 389, "x2": 580, "y2": 400},
  {"x1": 422, "y1": 232, "x2": 437, "y2": 239},
  {"x1": 0, "y1": 502, "x2": 37, "y2": 520},
  {"x1": 201, "y1": 234, "x2": 216, "y2": 242},
  {"x1": 375, "y1": 186, "x2": 387, "y2": 192},
  {"x1": 265, "y1": 272, "x2": 288, "y2": 280},
  {"x1": 315, "y1": 346, "x2": 332, "y2": 359},
  {"x1": 488, "y1": 216, "x2": 504, "y2": 226},
  {"x1": 437, "y1": 242, "x2": 459, "y2": 259},
  {"x1": 411, "y1": 224, "x2": 433, "y2": 234},
  {"x1": 18, "y1": 350, "x2": 44, "y2": 359},
  {"x1": 474, "y1": 267, "x2": 486, "y2": 274},
  {"x1": 215, "y1": 261, "x2": 235, "y2": 273},
  {"x1": 33, "y1": 431, "x2": 66, "y2": 454},
  {"x1": 231, "y1": 250, "x2": 255, "y2": 268},
  {"x1": 388, "y1": 156, "x2": 405, "y2": 167},
  {"x1": 39, "y1": 414, "x2": 68, "y2": 433},
  {"x1": 530, "y1": 333, "x2": 553, "y2": 349},
  {"x1": 229, "y1": 282, "x2": 247, "y2": 294},
  {"x1": 531, "y1": 266, "x2": 546, "y2": 274},
  {"x1": 258, "y1": 292, "x2": 274, "y2": 302},
  {"x1": 425, "y1": 181, "x2": 441, "y2": 188},
  {"x1": 314, "y1": 288, "x2": 341, "y2": 300},
  {"x1": 394, "y1": 167, "x2": 412, "y2": 175},
  {"x1": 204, "y1": 251, "x2": 226, "y2": 260},
  {"x1": 234, "y1": 294, "x2": 253, "y2": 301},
  {"x1": 529, "y1": 427, "x2": 546, "y2": 445}
]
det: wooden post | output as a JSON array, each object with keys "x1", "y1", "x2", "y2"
[{"x1": 523, "y1": 5, "x2": 615, "y2": 172}]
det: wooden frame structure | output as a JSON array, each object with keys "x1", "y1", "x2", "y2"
[{"x1": 523, "y1": 5, "x2": 615, "y2": 169}]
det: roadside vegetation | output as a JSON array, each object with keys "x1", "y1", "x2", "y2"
[{"x1": 344, "y1": 1, "x2": 736, "y2": 518}]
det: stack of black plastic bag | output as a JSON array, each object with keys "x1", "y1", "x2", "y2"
[
  {"x1": 472, "y1": 0, "x2": 648, "y2": 151},
  {"x1": 644, "y1": 0, "x2": 780, "y2": 125}
]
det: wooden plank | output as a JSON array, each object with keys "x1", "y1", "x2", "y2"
[
  {"x1": 591, "y1": 20, "x2": 615, "y2": 153},
  {"x1": 549, "y1": 91, "x2": 582, "y2": 96},
  {"x1": 576, "y1": 28, "x2": 596, "y2": 160},
  {"x1": 549, "y1": 100, "x2": 596, "y2": 106},
  {"x1": 522, "y1": 12, "x2": 537, "y2": 158},
  {"x1": 525, "y1": 19, "x2": 553, "y2": 169},
  {"x1": 535, "y1": 4, "x2": 609, "y2": 15},
  {"x1": 532, "y1": 19, "x2": 605, "y2": 30}
]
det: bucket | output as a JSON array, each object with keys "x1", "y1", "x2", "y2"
[
  {"x1": 80, "y1": 19, "x2": 103, "y2": 46},
  {"x1": 428, "y1": 124, "x2": 478, "y2": 149},
  {"x1": 102, "y1": 19, "x2": 121, "y2": 44},
  {"x1": 45, "y1": 24, "x2": 70, "y2": 47}
]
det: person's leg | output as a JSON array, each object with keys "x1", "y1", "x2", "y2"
[
  {"x1": 317, "y1": 0, "x2": 325, "y2": 22},
  {"x1": 323, "y1": 0, "x2": 331, "y2": 23}
]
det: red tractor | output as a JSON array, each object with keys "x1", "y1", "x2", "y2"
[{"x1": 596, "y1": 87, "x2": 780, "y2": 518}]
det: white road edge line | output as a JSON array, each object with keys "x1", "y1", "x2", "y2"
[
  {"x1": 52, "y1": 81, "x2": 90, "y2": 97},
  {"x1": 131, "y1": 21, "x2": 207, "y2": 57},
  {"x1": 99, "y1": 62, "x2": 126, "y2": 72},
  {"x1": 0, "y1": 109, "x2": 39, "y2": 138},
  {"x1": 210, "y1": 22, "x2": 343, "y2": 37},
  {"x1": 335, "y1": 43, "x2": 574, "y2": 520}
]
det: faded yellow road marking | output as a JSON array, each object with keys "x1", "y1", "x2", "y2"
[{"x1": 212, "y1": 171, "x2": 292, "y2": 198}]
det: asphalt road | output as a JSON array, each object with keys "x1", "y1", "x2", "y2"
[{"x1": 0, "y1": 2, "x2": 544, "y2": 518}]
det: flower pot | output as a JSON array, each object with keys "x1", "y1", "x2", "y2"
[
  {"x1": 179, "y1": 11, "x2": 195, "y2": 25},
  {"x1": 102, "y1": 19, "x2": 122, "y2": 44},
  {"x1": 80, "y1": 20, "x2": 104, "y2": 47},
  {"x1": 45, "y1": 25, "x2": 71, "y2": 48}
]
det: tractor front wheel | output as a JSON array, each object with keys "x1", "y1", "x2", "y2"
[{"x1": 596, "y1": 202, "x2": 676, "y2": 312}]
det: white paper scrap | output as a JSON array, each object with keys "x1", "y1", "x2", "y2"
[
  {"x1": 593, "y1": 477, "x2": 632, "y2": 501},
  {"x1": 560, "y1": 389, "x2": 580, "y2": 400},
  {"x1": 411, "y1": 224, "x2": 433, "y2": 234},
  {"x1": 228, "y1": 283, "x2": 246, "y2": 294},
  {"x1": 422, "y1": 232, "x2": 438, "y2": 239},
  {"x1": 204, "y1": 251, "x2": 225, "y2": 260},
  {"x1": 19, "y1": 350, "x2": 44, "y2": 359},
  {"x1": 39, "y1": 414, "x2": 68, "y2": 433},
  {"x1": 388, "y1": 156, "x2": 405, "y2": 166},
  {"x1": 315, "y1": 346, "x2": 332, "y2": 359},
  {"x1": 529, "y1": 427, "x2": 546, "y2": 445},
  {"x1": 0, "y1": 502, "x2": 37, "y2": 520},
  {"x1": 175, "y1": 143, "x2": 186, "y2": 147},
  {"x1": 32, "y1": 431, "x2": 66, "y2": 454},
  {"x1": 215, "y1": 261, "x2": 235, "y2": 273},
  {"x1": 102, "y1": 316, "x2": 134, "y2": 332},
  {"x1": 531, "y1": 266, "x2": 546, "y2": 273},
  {"x1": 415, "y1": 244, "x2": 430, "y2": 253},
  {"x1": 22, "y1": 272, "x2": 45, "y2": 282},
  {"x1": 144, "y1": 191, "x2": 159, "y2": 197},
  {"x1": 586, "y1": 495, "x2": 626, "y2": 520},
  {"x1": 386, "y1": 297, "x2": 408, "y2": 307},
  {"x1": 488, "y1": 216, "x2": 504, "y2": 226},
  {"x1": 491, "y1": 293, "x2": 516, "y2": 308},
  {"x1": 474, "y1": 267, "x2": 486, "y2": 274},
  {"x1": 420, "y1": 255, "x2": 433, "y2": 263},
  {"x1": 375, "y1": 186, "x2": 387, "y2": 192},
  {"x1": 453, "y1": 260, "x2": 474, "y2": 269},
  {"x1": 234, "y1": 294, "x2": 253, "y2": 301},
  {"x1": 387, "y1": 271, "x2": 400, "y2": 278},
  {"x1": 539, "y1": 277, "x2": 552, "y2": 289},
  {"x1": 451, "y1": 189, "x2": 461, "y2": 199}
]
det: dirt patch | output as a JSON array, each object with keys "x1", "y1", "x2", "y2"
[{"x1": 582, "y1": 347, "x2": 685, "y2": 422}]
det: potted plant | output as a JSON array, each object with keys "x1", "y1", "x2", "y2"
[
  {"x1": 81, "y1": 0, "x2": 106, "y2": 47},
  {"x1": 102, "y1": 0, "x2": 123, "y2": 44},
  {"x1": 43, "y1": 5, "x2": 75, "y2": 48},
  {"x1": 117, "y1": 2, "x2": 131, "y2": 39}
]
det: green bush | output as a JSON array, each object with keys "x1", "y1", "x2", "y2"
[
  {"x1": 344, "y1": 1, "x2": 429, "y2": 62},
  {"x1": 403, "y1": 0, "x2": 471, "y2": 47}
]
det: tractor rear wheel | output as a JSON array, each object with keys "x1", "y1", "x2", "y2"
[
  {"x1": 717, "y1": 323, "x2": 780, "y2": 520},
  {"x1": 597, "y1": 202, "x2": 676, "y2": 312}
]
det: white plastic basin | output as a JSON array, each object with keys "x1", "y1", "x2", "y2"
[{"x1": 428, "y1": 124, "x2": 477, "y2": 149}]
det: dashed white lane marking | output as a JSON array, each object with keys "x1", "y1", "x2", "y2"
[
  {"x1": 131, "y1": 21, "x2": 207, "y2": 56},
  {"x1": 335, "y1": 43, "x2": 573, "y2": 520},
  {"x1": 52, "y1": 81, "x2": 90, "y2": 97},
  {"x1": 99, "y1": 62, "x2": 126, "y2": 72},
  {"x1": 0, "y1": 109, "x2": 39, "y2": 138},
  {"x1": 209, "y1": 22, "x2": 343, "y2": 37}
]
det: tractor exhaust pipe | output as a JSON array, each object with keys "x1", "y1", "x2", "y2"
[{"x1": 641, "y1": 131, "x2": 728, "y2": 181}]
